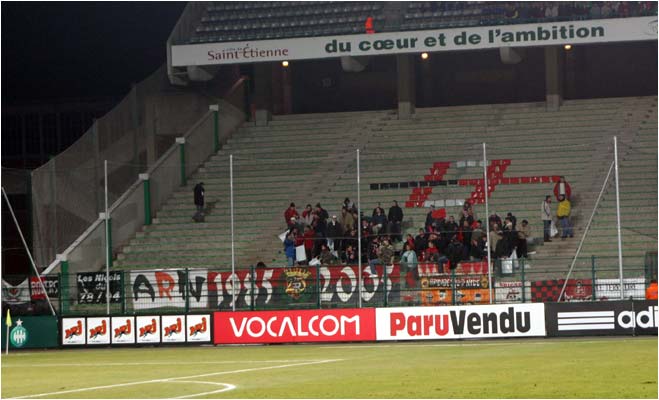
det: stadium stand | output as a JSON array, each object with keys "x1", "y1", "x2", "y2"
[
  {"x1": 113, "y1": 95, "x2": 658, "y2": 279},
  {"x1": 185, "y1": 1, "x2": 658, "y2": 43}
]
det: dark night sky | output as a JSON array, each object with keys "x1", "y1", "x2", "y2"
[{"x1": 2, "y1": 2, "x2": 187, "y2": 105}]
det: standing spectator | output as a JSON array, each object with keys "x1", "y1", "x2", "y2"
[
  {"x1": 459, "y1": 219, "x2": 472, "y2": 260},
  {"x1": 489, "y1": 223, "x2": 504, "y2": 259},
  {"x1": 542, "y1": 195, "x2": 553, "y2": 242},
  {"x1": 471, "y1": 220, "x2": 485, "y2": 244},
  {"x1": 517, "y1": 219, "x2": 532, "y2": 258},
  {"x1": 556, "y1": 195, "x2": 574, "y2": 239},
  {"x1": 405, "y1": 233, "x2": 415, "y2": 251},
  {"x1": 414, "y1": 228, "x2": 428, "y2": 255},
  {"x1": 326, "y1": 215, "x2": 343, "y2": 253},
  {"x1": 646, "y1": 280, "x2": 658, "y2": 300},
  {"x1": 344, "y1": 228, "x2": 358, "y2": 255},
  {"x1": 284, "y1": 203, "x2": 300, "y2": 229},
  {"x1": 340, "y1": 206, "x2": 355, "y2": 233},
  {"x1": 371, "y1": 207, "x2": 387, "y2": 236},
  {"x1": 425, "y1": 205, "x2": 437, "y2": 232},
  {"x1": 445, "y1": 216, "x2": 459, "y2": 236},
  {"x1": 554, "y1": 176, "x2": 572, "y2": 201},
  {"x1": 388, "y1": 200, "x2": 404, "y2": 242},
  {"x1": 193, "y1": 182, "x2": 205, "y2": 221},
  {"x1": 590, "y1": 2, "x2": 602, "y2": 18},
  {"x1": 601, "y1": 2, "x2": 612, "y2": 17},
  {"x1": 361, "y1": 218, "x2": 373, "y2": 240},
  {"x1": 315, "y1": 203, "x2": 329, "y2": 236},
  {"x1": 303, "y1": 225, "x2": 316, "y2": 261},
  {"x1": 372, "y1": 202, "x2": 385, "y2": 218},
  {"x1": 301, "y1": 204, "x2": 314, "y2": 227},
  {"x1": 506, "y1": 212, "x2": 517, "y2": 230},
  {"x1": 343, "y1": 197, "x2": 357, "y2": 213},
  {"x1": 284, "y1": 233, "x2": 296, "y2": 267},
  {"x1": 400, "y1": 242, "x2": 418, "y2": 288}
]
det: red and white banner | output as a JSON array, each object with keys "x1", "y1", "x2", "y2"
[
  {"x1": 62, "y1": 318, "x2": 86, "y2": 345},
  {"x1": 214, "y1": 309, "x2": 376, "y2": 344},
  {"x1": 187, "y1": 314, "x2": 211, "y2": 343},
  {"x1": 86, "y1": 317, "x2": 111, "y2": 345},
  {"x1": 376, "y1": 304, "x2": 545, "y2": 341},
  {"x1": 136, "y1": 316, "x2": 161, "y2": 344}
]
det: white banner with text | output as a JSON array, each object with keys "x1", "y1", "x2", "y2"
[{"x1": 172, "y1": 17, "x2": 657, "y2": 66}]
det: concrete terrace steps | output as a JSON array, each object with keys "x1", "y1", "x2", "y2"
[{"x1": 112, "y1": 96, "x2": 657, "y2": 271}]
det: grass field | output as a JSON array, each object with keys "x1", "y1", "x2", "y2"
[{"x1": 1, "y1": 337, "x2": 657, "y2": 399}]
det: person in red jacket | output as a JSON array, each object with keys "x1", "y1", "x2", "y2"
[
  {"x1": 303, "y1": 225, "x2": 316, "y2": 261},
  {"x1": 646, "y1": 280, "x2": 658, "y2": 300},
  {"x1": 553, "y1": 176, "x2": 572, "y2": 201},
  {"x1": 284, "y1": 202, "x2": 300, "y2": 229}
]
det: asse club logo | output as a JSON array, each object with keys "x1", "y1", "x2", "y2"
[{"x1": 10, "y1": 319, "x2": 28, "y2": 348}]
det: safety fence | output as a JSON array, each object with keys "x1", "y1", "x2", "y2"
[{"x1": 2, "y1": 257, "x2": 651, "y2": 317}]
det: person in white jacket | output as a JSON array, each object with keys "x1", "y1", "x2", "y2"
[{"x1": 541, "y1": 195, "x2": 552, "y2": 242}]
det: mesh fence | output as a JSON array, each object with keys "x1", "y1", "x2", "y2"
[
  {"x1": 29, "y1": 65, "x2": 240, "y2": 271},
  {"x1": 1, "y1": 259, "x2": 651, "y2": 317}
]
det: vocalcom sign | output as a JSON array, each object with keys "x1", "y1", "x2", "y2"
[
  {"x1": 171, "y1": 17, "x2": 657, "y2": 66},
  {"x1": 213, "y1": 309, "x2": 376, "y2": 344},
  {"x1": 376, "y1": 304, "x2": 546, "y2": 341}
]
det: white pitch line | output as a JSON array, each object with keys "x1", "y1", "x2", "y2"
[
  {"x1": 167, "y1": 381, "x2": 236, "y2": 399},
  {"x1": 2, "y1": 360, "x2": 329, "y2": 368},
  {"x1": 9, "y1": 359, "x2": 343, "y2": 399}
]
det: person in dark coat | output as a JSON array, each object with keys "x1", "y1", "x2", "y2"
[
  {"x1": 193, "y1": 182, "x2": 205, "y2": 218},
  {"x1": 388, "y1": 200, "x2": 404, "y2": 242}
]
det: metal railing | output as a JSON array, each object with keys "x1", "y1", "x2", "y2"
[{"x1": 2, "y1": 256, "x2": 651, "y2": 317}]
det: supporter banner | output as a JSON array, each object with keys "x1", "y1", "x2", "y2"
[
  {"x1": 136, "y1": 316, "x2": 161, "y2": 344},
  {"x1": 1, "y1": 316, "x2": 58, "y2": 350},
  {"x1": 77, "y1": 272, "x2": 121, "y2": 304},
  {"x1": 1, "y1": 279, "x2": 30, "y2": 304},
  {"x1": 86, "y1": 317, "x2": 111, "y2": 345},
  {"x1": 130, "y1": 265, "x2": 400, "y2": 311},
  {"x1": 172, "y1": 17, "x2": 657, "y2": 66},
  {"x1": 62, "y1": 317, "x2": 86, "y2": 345},
  {"x1": 594, "y1": 277, "x2": 646, "y2": 300},
  {"x1": 376, "y1": 303, "x2": 546, "y2": 341},
  {"x1": 495, "y1": 281, "x2": 532, "y2": 304},
  {"x1": 419, "y1": 273, "x2": 490, "y2": 305},
  {"x1": 161, "y1": 315, "x2": 186, "y2": 343},
  {"x1": 545, "y1": 301, "x2": 658, "y2": 336},
  {"x1": 30, "y1": 276, "x2": 59, "y2": 300},
  {"x1": 186, "y1": 314, "x2": 211, "y2": 343},
  {"x1": 532, "y1": 279, "x2": 592, "y2": 302},
  {"x1": 214, "y1": 308, "x2": 376, "y2": 344}
]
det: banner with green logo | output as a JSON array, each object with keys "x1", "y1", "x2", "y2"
[{"x1": 1, "y1": 316, "x2": 58, "y2": 350}]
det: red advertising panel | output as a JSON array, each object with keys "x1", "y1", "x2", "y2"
[{"x1": 214, "y1": 308, "x2": 376, "y2": 344}]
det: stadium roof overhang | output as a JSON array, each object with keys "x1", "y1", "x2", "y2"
[{"x1": 170, "y1": 16, "x2": 657, "y2": 70}]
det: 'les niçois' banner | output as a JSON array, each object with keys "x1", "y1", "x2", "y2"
[{"x1": 129, "y1": 265, "x2": 400, "y2": 311}]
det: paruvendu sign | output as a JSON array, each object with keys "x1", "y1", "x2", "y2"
[{"x1": 171, "y1": 17, "x2": 657, "y2": 66}]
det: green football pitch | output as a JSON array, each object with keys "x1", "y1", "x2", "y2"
[{"x1": 1, "y1": 337, "x2": 657, "y2": 399}]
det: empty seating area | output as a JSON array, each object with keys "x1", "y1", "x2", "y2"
[
  {"x1": 190, "y1": 1, "x2": 385, "y2": 44},
  {"x1": 186, "y1": 1, "x2": 658, "y2": 44},
  {"x1": 400, "y1": 1, "x2": 657, "y2": 31},
  {"x1": 112, "y1": 97, "x2": 658, "y2": 281}
]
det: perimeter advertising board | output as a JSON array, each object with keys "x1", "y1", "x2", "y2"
[
  {"x1": 62, "y1": 317, "x2": 86, "y2": 345},
  {"x1": 545, "y1": 300, "x2": 658, "y2": 336},
  {"x1": 0, "y1": 316, "x2": 58, "y2": 350},
  {"x1": 376, "y1": 303, "x2": 546, "y2": 341},
  {"x1": 86, "y1": 317, "x2": 111, "y2": 345},
  {"x1": 213, "y1": 308, "x2": 376, "y2": 344}
]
